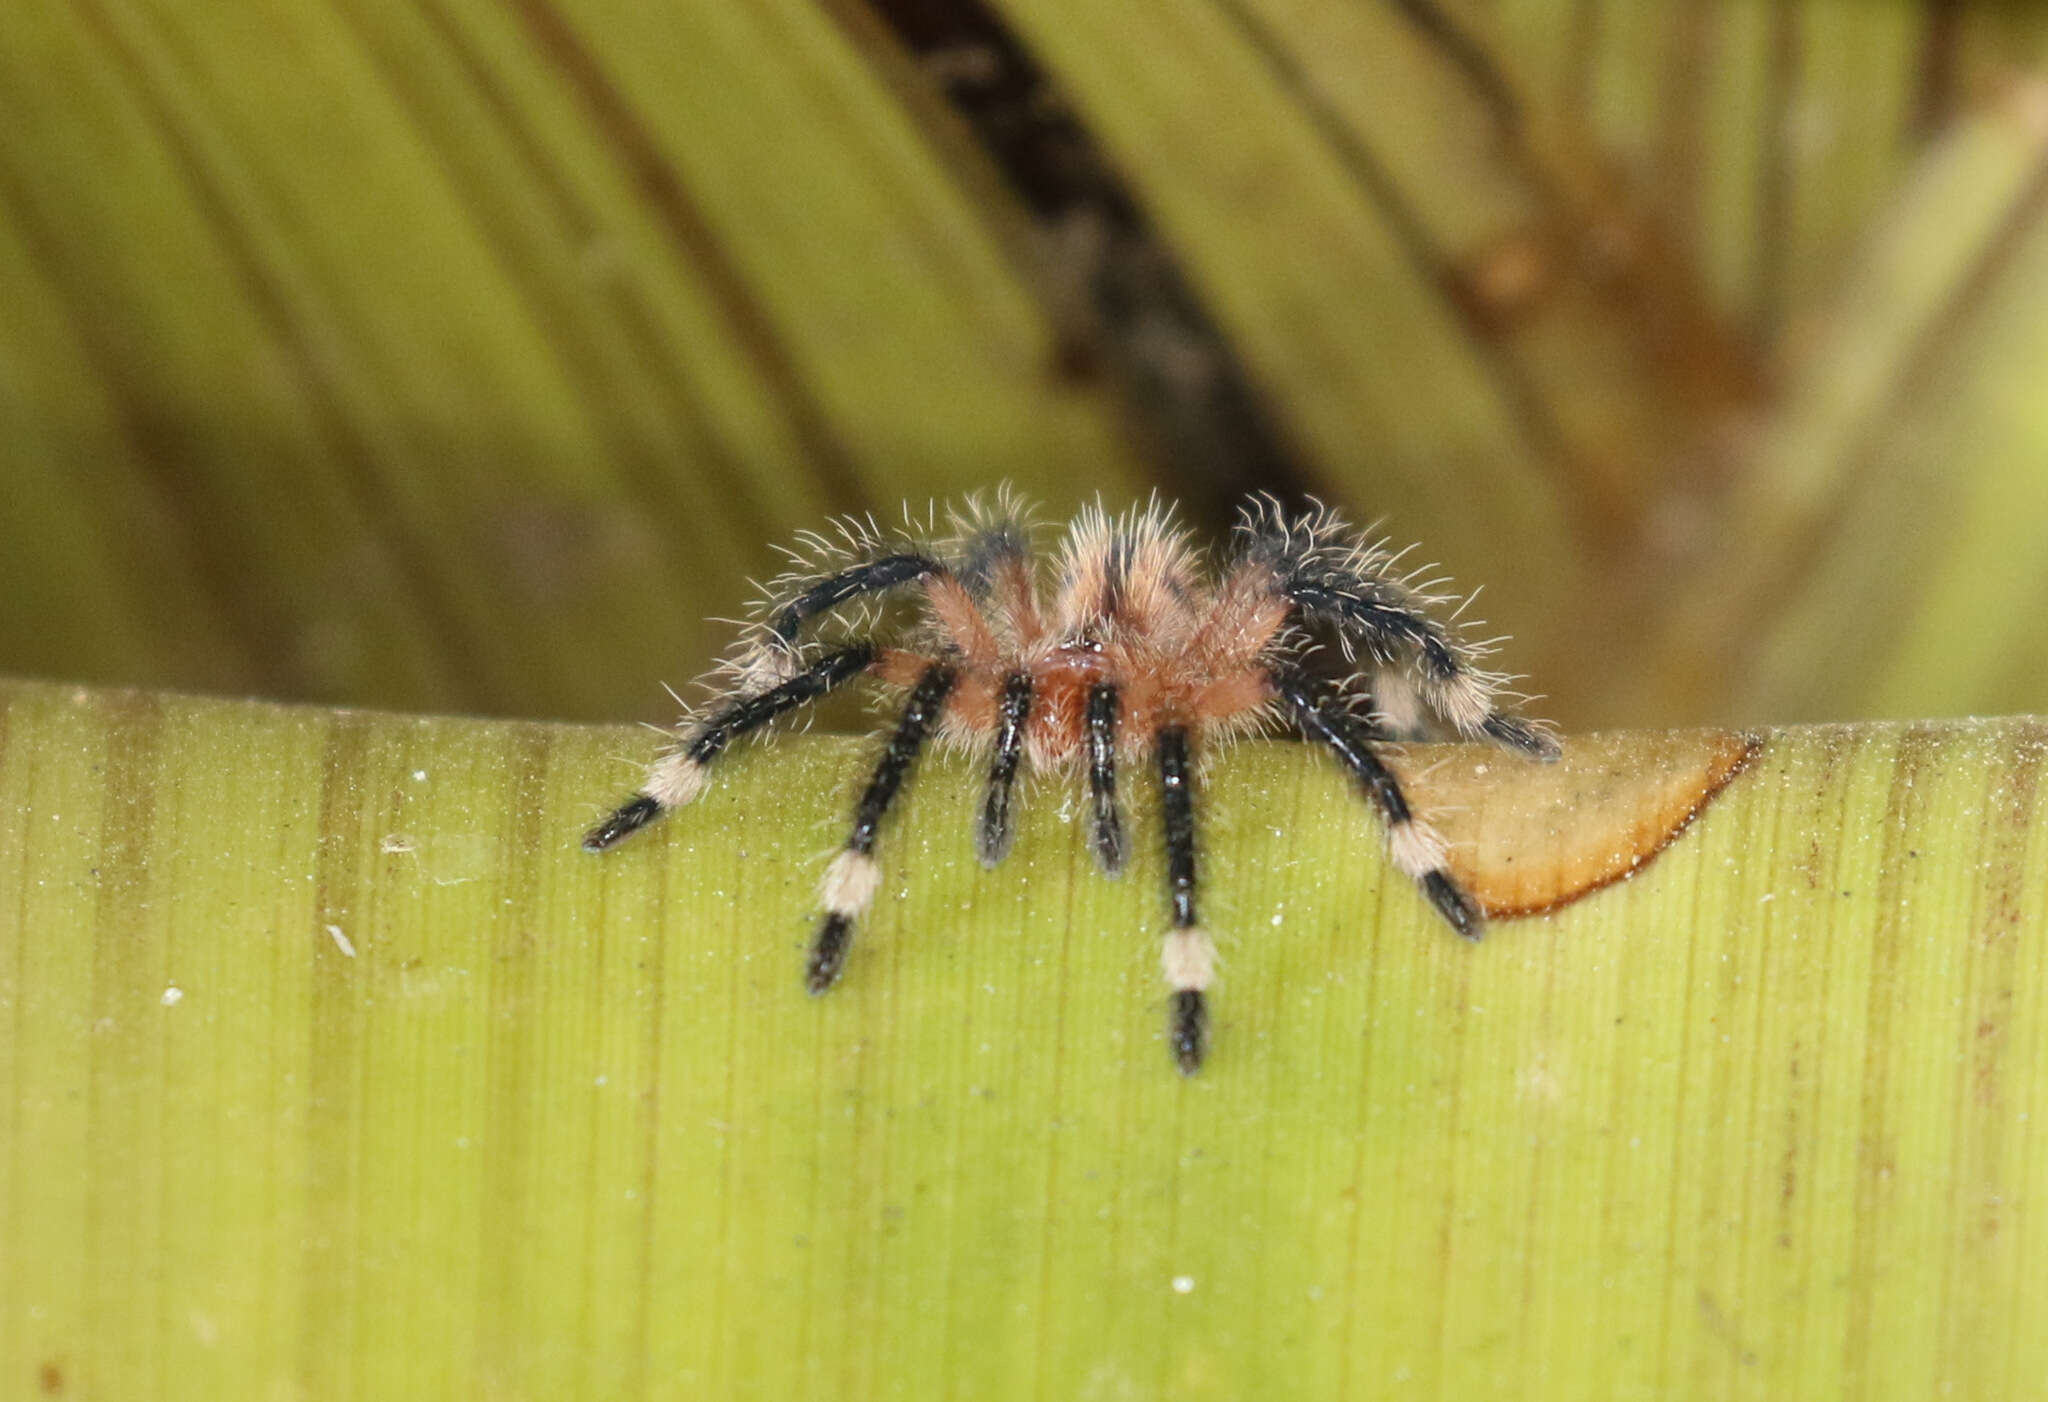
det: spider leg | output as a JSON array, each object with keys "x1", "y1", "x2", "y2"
[
  {"x1": 1155, "y1": 723, "x2": 1213, "y2": 1074},
  {"x1": 1270, "y1": 664, "x2": 1484, "y2": 938},
  {"x1": 1284, "y1": 578, "x2": 1456, "y2": 672},
  {"x1": 1365, "y1": 666, "x2": 1551, "y2": 754},
  {"x1": 1085, "y1": 681, "x2": 1128, "y2": 874},
  {"x1": 1235, "y1": 499, "x2": 1557, "y2": 760},
  {"x1": 976, "y1": 671, "x2": 1034, "y2": 867},
  {"x1": 1366, "y1": 666, "x2": 1426, "y2": 741},
  {"x1": 808, "y1": 660, "x2": 959, "y2": 993},
  {"x1": 1476, "y1": 710, "x2": 1557, "y2": 758},
  {"x1": 583, "y1": 642, "x2": 876, "y2": 852},
  {"x1": 767, "y1": 552, "x2": 943, "y2": 647},
  {"x1": 1282, "y1": 580, "x2": 1557, "y2": 760}
]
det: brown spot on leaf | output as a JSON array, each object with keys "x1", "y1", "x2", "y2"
[
  {"x1": 39, "y1": 1360, "x2": 63, "y2": 1393},
  {"x1": 1392, "y1": 728, "x2": 1762, "y2": 917}
]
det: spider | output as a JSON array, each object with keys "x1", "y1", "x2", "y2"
[{"x1": 584, "y1": 492, "x2": 1558, "y2": 1074}]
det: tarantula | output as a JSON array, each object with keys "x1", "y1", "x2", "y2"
[{"x1": 585, "y1": 493, "x2": 1557, "y2": 1073}]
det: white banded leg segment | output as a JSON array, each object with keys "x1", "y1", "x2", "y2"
[
  {"x1": 582, "y1": 749, "x2": 706, "y2": 853},
  {"x1": 1386, "y1": 816, "x2": 1448, "y2": 881},
  {"x1": 583, "y1": 643, "x2": 877, "y2": 853},
  {"x1": 1372, "y1": 668, "x2": 1427, "y2": 739},
  {"x1": 808, "y1": 849, "x2": 880, "y2": 994},
  {"x1": 579, "y1": 751, "x2": 709, "y2": 852},
  {"x1": 1423, "y1": 669, "x2": 1494, "y2": 738},
  {"x1": 1272, "y1": 663, "x2": 1486, "y2": 940},
  {"x1": 819, "y1": 849, "x2": 882, "y2": 920},
  {"x1": 1162, "y1": 925, "x2": 1215, "y2": 1076},
  {"x1": 1161, "y1": 925, "x2": 1216, "y2": 994},
  {"x1": 644, "y1": 752, "x2": 710, "y2": 810},
  {"x1": 807, "y1": 660, "x2": 958, "y2": 994},
  {"x1": 1155, "y1": 724, "x2": 1212, "y2": 1074},
  {"x1": 1422, "y1": 670, "x2": 1561, "y2": 761},
  {"x1": 733, "y1": 644, "x2": 803, "y2": 696},
  {"x1": 1387, "y1": 814, "x2": 1481, "y2": 938}
]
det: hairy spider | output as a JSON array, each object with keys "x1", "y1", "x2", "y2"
[{"x1": 584, "y1": 492, "x2": 1558, "y2": 1073}]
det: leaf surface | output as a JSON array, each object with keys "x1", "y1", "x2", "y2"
[{"x1": 4, "y1": 680, "x2": 2044, "y2": 1399}]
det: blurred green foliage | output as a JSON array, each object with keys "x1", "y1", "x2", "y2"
[{"x1": 3, "y1": 2, "x2": 2047, "y2": 726}]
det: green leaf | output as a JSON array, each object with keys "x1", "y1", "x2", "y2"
[{"x1": 5, "y1": 678, "x2": 2045, "y2": 1398}]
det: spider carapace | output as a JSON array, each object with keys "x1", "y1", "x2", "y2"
[{"x1": 586, "y1": 492, "x2": 1558, "y2": 1073}]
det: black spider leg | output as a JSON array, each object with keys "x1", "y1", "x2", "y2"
[
  {"x1": 1477, "y1": 710, "x2": 1556, "y2": 757},
  {"x1": 1156, "y1": 723, "x2": 1211, "y2": 1074},
  {"x1": 976, "y1": 671, "x2": 1034, "y2": 867},
  {"x1": 1285, "y1": 581, "x2": 1558, "y2": 760},
  {"x1": 768, "y1": 552, "x2": 943, "y2": 646},
  {"x1": 1236, "y1": 501, "x2": 1558, "y2": 761},
  {"x1": 1085, "y1": 681, "x2": 1127, "y2": 874},
  {"x1": 592, "y1": 550, "x2": 953, "y2": 854},
  {"x1": 1284, "y1": 579, "x2": 1457, "y2": 673},
  {"x1": 583, "y1": 643, "x2": 876, "y2": 851},
  {"x1": 808, "y1": 660, "x2": 960, "y2": 993},
  {"x1": 1269, "y1": 664, "x2": 1484, "y2": 939}
]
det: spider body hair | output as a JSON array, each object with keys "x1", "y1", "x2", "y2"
[{"x1": 585, "y1": 492, "x2": 1558, "y2": 1073}]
